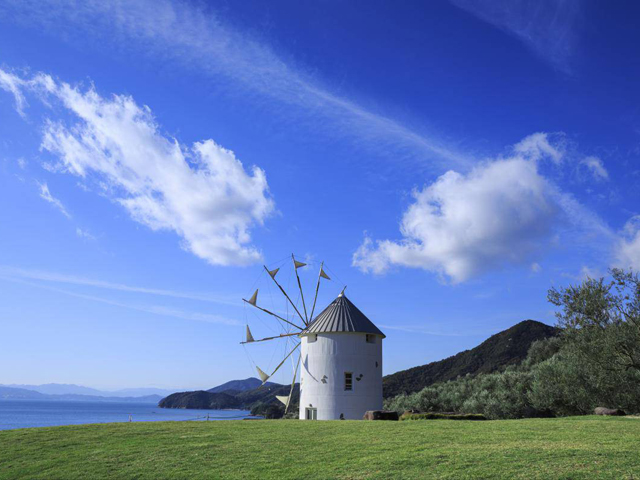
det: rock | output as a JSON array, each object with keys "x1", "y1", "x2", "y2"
[
  {"x1": 363, "y1": 410, "x2": 399, "y2": 421},
  {"x1": 594, "y1": 407, "x2": 626, "y2": 416}
]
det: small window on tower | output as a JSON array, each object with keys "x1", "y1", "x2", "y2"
[
  {"x1": 366, "y1": 334, "x2": 376, "y2": 344},
  {"x1": 308, "y1": 334, "x2": 317, "y2": 343},
  {"x1": 344, "y1": 372, "x2": 353, "y2": 391}
]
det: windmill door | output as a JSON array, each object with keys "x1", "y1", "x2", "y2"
[{"x1": 305, "y1": 408, "x2": 317, "y2": 420}]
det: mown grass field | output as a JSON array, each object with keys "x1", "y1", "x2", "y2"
[{"x1": 1, "y1": 416, "x2": 639, "y2": 479}]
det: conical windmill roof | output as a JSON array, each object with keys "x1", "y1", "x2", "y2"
[{"x1": 301, "y1": 294, "x2": 385, "y2": 338}]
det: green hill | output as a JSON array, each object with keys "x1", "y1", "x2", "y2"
[
  {"x1": 207, "y1": 377, "x2": 277, "y2": 393},
  {"x1": 159, "y1": 382, "x2": 300, "y2": 418},
  {"x1": 158, "y1": 391, "x2": 240, "y2": 409},
  {"x1": 383, "y1": 320, "x2": 558, "y2": 398}
]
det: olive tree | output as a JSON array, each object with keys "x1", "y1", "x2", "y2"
[{"x1": 548, "y1": 268, "x2": 640, "y2": 374}]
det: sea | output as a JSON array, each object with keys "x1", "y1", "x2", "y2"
[{"x1": 0, "y1": 400, "x2": 254, "y2": 431}]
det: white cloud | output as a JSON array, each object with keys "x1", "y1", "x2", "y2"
[
  {"x1": 615, "y1": 216, "x2": 640, "y2": 271},
  {"x1": 0, "y1": 0, "x2": 469, "y2": 169},
  {"x1": 75, "y1": 227, "x2": 96, "y2": 240},
  {"x1": 353, "y1": 133, "x2": 615, "y2": 283},
  {"x1": 0, "y1": 68, "x2": 26, "y2": 116},
  {"x1": 17, "y1": 158, "x2": 27, "y2": 169},
  {"x1": 531, "y1": 262, "x2": 542, "y2": 273},
  {"x1": 450, "y1": 0, "x2": 581, "y2": 73},
  {"x1": 353, "y1": 154, "x2": 559, "y2": 283},
  {"x1": 5, "y1": 69, "x2": 274, "y2": 266},
  {"x1": 37, "y1": 181, "x2": 71, "y2": 218},
  {"x1": 581, "y1": 156, "x2": 609, "y2": 181}
]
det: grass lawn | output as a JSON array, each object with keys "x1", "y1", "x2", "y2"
[{"x1": 1, "y1": 416, "x2": 639, "y2": 479}]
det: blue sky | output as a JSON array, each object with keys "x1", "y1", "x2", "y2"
[{"x1": 1, "y1": 0, "x2": 640, "y2": 391}]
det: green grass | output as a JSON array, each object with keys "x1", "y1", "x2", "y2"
[{"x1": 1, "y1": 416, "x2": 639, "y2": 479}]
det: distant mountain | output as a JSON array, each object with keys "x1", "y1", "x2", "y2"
[
  {"x1": 5, "y1": 383, "x2": 104, "y2": 396},
  {"x1": 0, "y1": 385, "x2": 162, "y2": 403},
  {"x1": 0, "y1": 386, "x2": 47, "y2": 400},
  {"x1": 383, "y1": 320, "x2": 559, "y2": 398},
  {"x1": 160, "y1": 381, "x2": 298, "y2": 418},
  {"x1": 1, "y1": 384, "x2": 175, "y2": 398},
  {"x1": 208, "y1": 377, "x2": 276, "y2": 394},
  {"x1": 107, "y1": 388, "x2": 176, "y2": 398},
  {"x1": 50, "y1": 393, "x2": 164, "y2": 403}
]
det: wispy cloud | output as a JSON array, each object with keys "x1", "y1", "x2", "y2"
[
  {"x1": 0, "y1": 265, "x2": 242, "y2": 307},
  {"x1": 75, "y1": 227, "x2": 95, "y2": 240},
  {"x1": 580, "y1": 156, "x2": 609, "y2": 181},
  {"x1": 379, "y1": 324, "x2": 477, "y2": 337},
  {"x1": 0, "y1": 68, "x2": 26, "y2": 116},
  {"x1": 450, "y1": 0, "x2": 582, "y2": 73},
  {"x1": 0, "y1": 275, "x2": 241, "y2": 326},
  {"x1": 615, "y1": 216, "x2": 640, "y2": 271},
  {"x1": 37, "y1": 181, "x2": 71, "y2": 218},
  {"x1": 0, "y1": 0, "x2": 469, "y2": 169}
]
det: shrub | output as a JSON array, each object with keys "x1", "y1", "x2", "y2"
[{"x1": 400, "y1": 412, "x2": 487, "y2": 421}]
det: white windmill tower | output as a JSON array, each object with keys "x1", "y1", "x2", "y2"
[
  {"x1": 241, "y1": 255, "x2": 385, "y2": 420},
  {"x1": 298, "y1": 290, "x2": 385, "y2": 420}
]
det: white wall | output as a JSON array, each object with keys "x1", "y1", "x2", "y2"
[{"x1": 299, "y1": 332, "x2": 383, "y2": 420}]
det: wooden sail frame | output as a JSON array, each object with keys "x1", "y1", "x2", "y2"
[
  {"x1": 292, "y1": 254, "x2": 309, "y2": 324},
  {"x1": 264, "y1": 265, "x2": 308, "y2": 326},
  {"x1": 242, "y1": 254, "x2": 334, "y2": 413},
  {"x1": 242, "y1": 295, "x2": 304, "y2": 331}
]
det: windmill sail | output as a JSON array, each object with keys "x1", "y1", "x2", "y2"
[
  {"x1": 243, "y1": 297, "x2": 303, "y2": 330},
  {"x1": 267, "y1": 267, "x2": 280, "y2": 279},
  {"x1": 256, "y1": 366, "x2": 270, "y2": 384},
  {"x1": 292, "y1": 254, "x2": 309, "y2": 324},
  {"x1": 245, "y1": 325, "x2": 255, "y2": 343},
  {"x1": 243, "y1": 259, "x2": 336, "y2": 417},
  {"x1": 284, "y1": 354, "x2": 301, "y2": 414},
  {"x1": 310, "y1": 261, "x2": 330, "y2": 321},
  {"x1": 240, "y1": 332, "x2": 299, "y2": 345},
  {"x1": 245, "y1": 289, "x2": 258, "y2": 306},
  {"x1": 264, "y1": 265, "x2": 307, "y2": 325},
  {"x1": 256, "y1": 343, "x2": 300, "y2": 385}
]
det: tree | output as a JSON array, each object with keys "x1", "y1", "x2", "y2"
[{"x1": 548, "y1": 268, "x2": 640, "y2": 374}]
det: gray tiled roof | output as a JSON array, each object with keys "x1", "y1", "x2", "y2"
[{"x1": 301, "y1": 294, "x2": 385, "y2": 337}]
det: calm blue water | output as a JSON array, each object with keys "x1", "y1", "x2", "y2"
[{"x1": 0, "y1": 400, "x2": 254, "y2": 430}]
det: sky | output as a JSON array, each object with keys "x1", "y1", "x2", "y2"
[{"x1": 1, "y1": 0, "x2": 640, "y2": 391}]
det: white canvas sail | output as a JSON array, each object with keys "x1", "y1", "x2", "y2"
[
  {"x1": 247, "y1": 289, "x2": 258, "y2": 306},
  {"x1": 256, "y1": 366, "x2": 270, "y2": 384},
  {"x1": 245, "y1": 325, "x2": 255, "y2": 343}
]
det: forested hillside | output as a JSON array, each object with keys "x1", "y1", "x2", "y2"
[{"x1": 383, "y1": 320, "x2": 559, "y2": 397}]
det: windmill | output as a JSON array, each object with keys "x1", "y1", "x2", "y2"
[{"x1": 241, "y1": 254, "x2": 332, "y2": 415}]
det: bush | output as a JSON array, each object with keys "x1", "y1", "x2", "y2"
[
  {"x1": 400, "y1": 412, "x2": 487, "y2": 421},
  {"x1": 385, "y1": 336, "x2": 566, "y2": 420}
]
